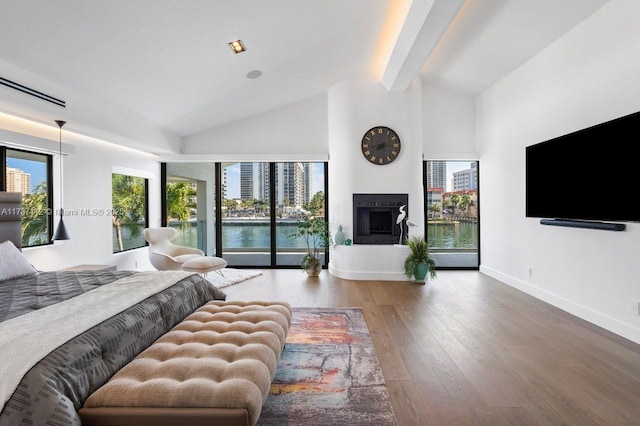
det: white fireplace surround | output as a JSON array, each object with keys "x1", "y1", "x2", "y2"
[{"x1": 327, "y1": 79, "x2": 424, "y2": 281}]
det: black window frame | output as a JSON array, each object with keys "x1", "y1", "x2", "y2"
[
  {"x1": 423, "y1": 159, "x2": 480, "y2": 270},
  {"x1": 1, "y1": 145, "x2": 54, "y2": 247},
  {"x1": 112, "y1": 172, "x2": 150, "y2": 253},
  {"x1": 161, "y1": 161, "x2": 329, "y2": 269}
]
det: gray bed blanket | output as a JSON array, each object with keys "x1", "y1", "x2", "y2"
[
  {"x1": 0, "y1": 270, "x2": 135, "y2": 321},
  {"x1": 0, "y1": 270, "x2": 225, "y2": 426}
]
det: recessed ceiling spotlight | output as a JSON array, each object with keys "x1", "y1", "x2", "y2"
[
  {"x1": 247, "y1": 70, "x2": 262, "y2": 79},
  {"x1": 228, "y1": 40, "x2": 246, "y2": 54}
]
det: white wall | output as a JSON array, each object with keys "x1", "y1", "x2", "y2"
[
  {"x1": 422, "y1": 84, "x2": 477, "y2": 159},
  {"x1": 182, "y1": 95, "x2": 328, "y2": 157},
  {"x1": 477, "y1": 0, "x2": 640, "y2": 343},
  {"x1": 11, "y1": 129, "x2": 162, "y2": 272}
]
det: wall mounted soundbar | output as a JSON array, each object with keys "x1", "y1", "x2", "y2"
[{"x1": 540, "y1": 218, "x2": 626, "y2": 231}]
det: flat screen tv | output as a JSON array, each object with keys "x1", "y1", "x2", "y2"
[{"x1": 526, "y1": 110, "x2": 640, "y2": 224}]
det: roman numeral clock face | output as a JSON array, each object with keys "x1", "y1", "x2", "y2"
[{"x1": 361, "y1": 126, "x2": 401, "y2": 165}]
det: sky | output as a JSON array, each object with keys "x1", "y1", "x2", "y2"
[{"x1": 6, "y1": 157, "x2": 47, "y2": 192}]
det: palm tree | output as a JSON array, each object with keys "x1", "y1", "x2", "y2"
[
  {"x1": 241, "y1": 198, "x2": 255, "y2": 211},
  {"x1": 460, "y1": 194, "x2": 472, "y2": 218},
  {"x1": 450, "y1": 193, "x2": 460, "y2": 217},
  {"x1": 21, "y1": 181, "x2": 49, "y2": 246},
  {"x1": 112, "y1": 174, "x2": 146, "y2": 252},
  {"x1": 443, "y1": 199, "x2": 451, "y2": 217},
  {"x1": 432, "y1": 203, "x2": 441, "y2": 219},
  {"x1": 223, "y1": 198, "x2": 237, "y2": 217}
]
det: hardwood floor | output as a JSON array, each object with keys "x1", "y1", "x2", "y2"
[{"x1": 223, "y1": 269, "x2": 640, "y2": 425}]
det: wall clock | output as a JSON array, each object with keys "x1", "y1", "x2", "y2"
[{"x1": 361, "y1": 126, "x2": 401, "y2": 165}]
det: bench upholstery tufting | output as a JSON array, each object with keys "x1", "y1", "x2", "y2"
[{"x1": 80, "y1": 300, "x2": 292, "y2": 426}]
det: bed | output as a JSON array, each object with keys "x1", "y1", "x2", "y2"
[{"x1": 0, "y1": 192, "x2": 227, "y2": 425}]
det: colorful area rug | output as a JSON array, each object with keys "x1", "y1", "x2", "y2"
[
  {"x1": 257, "y1": 308, "x2": 397, "y2": 425},
  {"x1": 205, "y1": 268, "x2": 262, "y2": 288}
]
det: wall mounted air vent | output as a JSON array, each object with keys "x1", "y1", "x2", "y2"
[{"x1": 0, "y1": 76, "x2": 66, "y2": 108}]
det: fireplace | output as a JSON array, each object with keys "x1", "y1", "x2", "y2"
[{"x1": 353, "y1": 193, "x2": 408, "y2": 244}]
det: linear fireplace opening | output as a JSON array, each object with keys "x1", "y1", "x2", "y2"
[{"x1": 353, "y1": 193, "x2": 408, "y2": 244}]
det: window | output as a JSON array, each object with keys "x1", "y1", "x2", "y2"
[
  {"x1": 2, "y1": 147, "x2": 53, "y2": 247},
  {"x1": 424, "y1": 160, "x2": 479, "y2": 269},
  {"x1": 112, "y1": 173, "x2": 148, "y2": 253},
  {"x1": 163, "y1": 161, "x2": 328, "y2": 268}
]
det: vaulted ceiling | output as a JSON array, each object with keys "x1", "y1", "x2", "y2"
[{"x1": 0, "y1": 0, "x2": 610, "y2": 151}]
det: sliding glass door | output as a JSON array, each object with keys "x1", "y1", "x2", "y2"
[
  {"x1": 275, "y1": 162, "x2": 326, "y2": 267},
  {"x1": 222, "y1": 162, "x2": 271, "y2": 267},
  {"x1": 163, "y1": 161, "x2": 328, "y2": 268},
  {"x1": 424, "y1": 160, "x2": 479, "y2": 269}
]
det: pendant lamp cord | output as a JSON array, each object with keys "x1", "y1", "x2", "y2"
[
  {"x1": 53, "y1": 120, "x2": 69, "y2": 240},
  {"x1": 59, "y1": 124, "x2": 62, "y2": 207},
  {"x1": 55, "y1": 120, "x2": 66, "y2": 213}
]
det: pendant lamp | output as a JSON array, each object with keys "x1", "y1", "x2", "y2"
[{"x1": 53, "y1": 120, "x2": 70, "y2": 241}]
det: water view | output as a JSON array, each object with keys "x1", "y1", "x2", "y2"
[
  {"x1": 427, "y1": 222, "x2": 478, "y2": 250},
  {"x1": 114, "y1": 221, "x2": 478, "y2": 253}
]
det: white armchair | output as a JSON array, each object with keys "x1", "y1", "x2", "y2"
[{"x1": 143, "y1": 227, "x2": 204, "y2": 271}]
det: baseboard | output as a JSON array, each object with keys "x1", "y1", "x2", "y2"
[{"x1": 479, "y1": 265, "x2": 640, "y2": 345}]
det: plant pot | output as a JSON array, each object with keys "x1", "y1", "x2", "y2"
[
  {"x1": 305, "y1": 262, "x2": 322, "y2": 277},
  {"x1": 413, "y1": 263, "x2": 429, "y2": 283}
]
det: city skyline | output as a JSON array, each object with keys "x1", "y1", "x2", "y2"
[
  {"x1": 427, "y1": 160, "x2": 474, "y2": 192},
  {"x1": 225, "y1": 162, "x2": 324, "y2": 200}
]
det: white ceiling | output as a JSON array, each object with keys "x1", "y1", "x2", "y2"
[{"x1": 0, "y1": 0, "x2": 610, "y2": 149}]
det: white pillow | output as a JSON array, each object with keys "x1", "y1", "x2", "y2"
[{"x1": 0, "y1": 240, "x2": 38, "y2": 281}]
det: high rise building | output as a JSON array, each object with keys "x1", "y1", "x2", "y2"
[
  {"x1": 239, "y1": 162, "x2": 312, "y2": 207},
  {"x1": 6, "y1": 167, "x2": 31, "y2": 195},
  {"x1": 426, "y1": 161, "x2": 446, "y2": 191},
  {"x1": 240, "y1": 162, "x2": 269, "y2": 202},
  {"x1": 276, "y1": 162, "x2": 305, "y2": 207},
  {"x1": 303, "y1": 163, "x2": 312, "y2": 204},
  {"x1": 452, "y1": 163, "x2": 478, "y2": 191},
  {"x1": 221, "y1": 164, "x2": 228, "y2": 200}
]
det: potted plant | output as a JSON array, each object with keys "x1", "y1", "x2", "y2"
[
  {"x1": 403, "y1": 235, "x2": 436, "y2": 283},
  {"x1": 290, "y1": 215, "x2": 331, "y2": 276}
]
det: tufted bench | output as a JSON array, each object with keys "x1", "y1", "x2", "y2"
[{"x1": 79, "y1": 300, "x2": 292, "y2": 426}]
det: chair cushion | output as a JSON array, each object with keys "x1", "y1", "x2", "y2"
[
  {"x1": 143, "y1": 227, "x2": 177, "y2": 244},
  {"x1": 173, "y1": 253, "x2": 205, "y2": 263},
  {"x1": 182, "y1": 256, "x2": 228, "y2": 272}
]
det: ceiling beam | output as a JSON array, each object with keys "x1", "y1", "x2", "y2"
[{"x1": 381, "y1": 0, "x2": 465, "y2": 92}]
